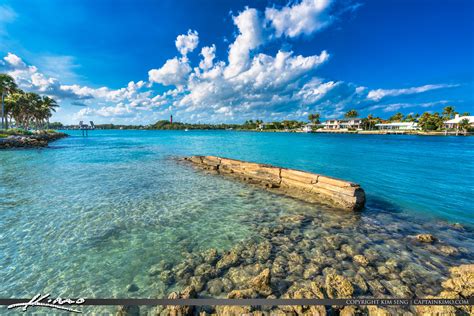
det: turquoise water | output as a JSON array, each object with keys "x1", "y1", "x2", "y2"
[{"x1": 0, "y1": 130, "x2": 473, "y2": 307}]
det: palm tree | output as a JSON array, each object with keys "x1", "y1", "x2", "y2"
[
  {"x1": 308, "y1": 113, "x2": 320, "y2": 124},
  {"x1": 458, "y1": 118, "x2": 471, "y2": 135},
  {"x1": 344, "y1": 109, "x2": 358, "y2": 118},
  {"x1": 442, "y1": 106, "x2": 455, "y2": 119},
  {"x1": 1, "y1": 74, "x2": 18, "y2": 129}
]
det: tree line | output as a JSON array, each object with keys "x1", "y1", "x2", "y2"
[
  {"x1": 1, "y1": 73, "x2": 58, "y2": 130},
  {"x1": 306, "y1": 107, "x2": 471, "y2": 131}
]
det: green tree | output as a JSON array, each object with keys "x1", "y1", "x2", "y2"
[
  {"x1": 418, "y1": 112, "x2": 444, "y2": 131},
  {"x1": 442, "y1": 106, "x2": 456, "y2": 119},
  {"x1": 308, "y1": 113, "x2": 320, "y2": 124},
  {"x1": 461, "y1": 112, "x2": 470, "y2": 116},
  {"x1": 389, "y1": 112, "x2": 404, "y2": 122},
  {"x1": 1, "y1": 73, "x2": 18, "y2": 129},
  {"x1": 458, "y1": 118, "x2": 471, "y2": 135},
  {"x1": 344, "y1": 109, "x2": 358, "y2": 118}
]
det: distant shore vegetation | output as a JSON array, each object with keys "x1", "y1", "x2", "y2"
[{"x1": 2, "y1": 72, "x2": 471, "y2": 134}]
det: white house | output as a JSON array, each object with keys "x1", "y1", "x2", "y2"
[
  {"x1": 444, "y1": 114, "x2": 474, "y2": 129},
  {"x1": 322, "y1": 118, "x2": 363, "y2": 130},
  {"x1": 375, "y1": 122, "x2": 420, "y2": 130}
]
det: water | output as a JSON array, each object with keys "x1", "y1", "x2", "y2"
[{"x1": 0, "y1": 130, "x2": 473, "y2": 311}]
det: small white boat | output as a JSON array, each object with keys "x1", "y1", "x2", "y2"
[{"x1": 184, "y1": 128, "x2": 189, "y2": 132}]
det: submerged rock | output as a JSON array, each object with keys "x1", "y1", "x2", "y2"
[
  {"x1": 216, "y1": 249, "x2": 240, "y2": 270},
  {"x1": 160, "y1": 286, "x2": 196, "y2": 316},
  {"x1": 127, "y1": 283, "x2": 139, "y2": 292},
  {"x1": 325, "y1": 273, "x2": 354, "y2": 298},
  {"x1": 353, "y1": 254, "x2": 369, "y2": 266},
  {"x1": 249, "y1": 268, "x2": 272, "y2": 296},
  {"x1": 202, "y1": 248, "x2": 219, "y2": 264},
  {"x1": 116, "y1": 305, "x2": 140, "y2": 316},
  {"x1": 416, "y1": 234, "x2": 437, "y2": 243},
  {"x1": 441, "y1": 264, "x2": 474, "y2": 297}
]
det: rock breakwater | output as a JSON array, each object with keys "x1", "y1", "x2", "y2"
[
  {"x1": 183, "y1": 155, "x2": 365, "y2": 211},
  {"x1": 0, "y1": 132, "x2": 67, "y2": 149}
]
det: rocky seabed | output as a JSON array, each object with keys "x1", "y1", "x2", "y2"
[{"x1": 116, "y1": 210, "x2": 473, "y2": 316}]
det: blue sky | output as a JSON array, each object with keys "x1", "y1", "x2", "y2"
[{"x1": 0, "y1": 0, "x2": 473, "y2": 124}]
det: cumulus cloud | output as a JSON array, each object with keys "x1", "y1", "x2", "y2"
[
  {"x1": 1, "y1": 1, "x2": 461, "y2": 124},
  {"x1": 199, "y1": 45, "x2": 216, "y2": 70},
  {"x1": 175, "y1": 30, "x2": 199, "y2": 56},
  {"x1": 265, "y1": 0, "x2": 334, "y2": 38},
  {"x1": 148, "y1": 57, "x2": 191, "y2": 86},
  {"x1": 224, "y1": 8, "x2": 266, "y2": 78},
  {"x1": 366, "y1": 84, "x2": 458, "y2": 101}
]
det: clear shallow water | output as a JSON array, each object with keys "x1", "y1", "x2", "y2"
[{"x1": 0, "y1": 130, "x2": 473, "y2": 309}]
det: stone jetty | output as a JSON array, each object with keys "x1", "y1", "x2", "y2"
[
  {"x1": 0, "y1": 132, "x2": 67, "y2": 149},
  {"x1": 183, "y1": 156, "x2": 365, "y2": 211}
]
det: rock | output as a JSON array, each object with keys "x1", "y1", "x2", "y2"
[
  {"x1": 116, "y1": 305, "x2": 140, "y2": 316},
  {"x1": 353, "y1": 274, "x2": 368, "y2": 294},
  {"x1": 439, "y1": 245, "x2": 459, "y2": 256},
  {"x1": 194, "y1": 263, "x2": 217, "y2": 280},
  {"x1": 215, "y1": 305, "x2": 252, "y2": 315},
  {"x1": 341, "y1": 244, "x2": 356, "y2": 256},
  {"x1": 441, "y1": 264, "x2": 474, "y2": 297},
  {"x1": 221, "y1": 277, "x2": 234, "y2": 292},
  {"x1": 381, "y1": 279, "x2": 412, "y2": 297},
  {"x1": 367, "y1": 306, "x2": 392, "y2": 316},
  {"x1": 127, "y1": 283, "x2": 139, "y2": 292},
  {"x1": 164, "y1": 286, "x2": 196, "y2": 316},
  {"x1": 288, "y1": 252, "x2": 305, "y2": 265},
  {"x1": 202, "y1": 248, "x2": 219, "y2": 264},
  {"x1": 249, "y1": 268, "x2": 272, "y2": 296},
  {"x1": 255, "y1": 241, "x2": 272, "y2": 262},
  {"x1": 303, "y1": 263, "x2": 319, "y2": 279},
  {"x1": 185, "y1": 156, "x2": 365, "y2": 211},
  {"x1": 416, "y1": 234, "x2": 437, "y2": 243},
  {"x1": 415, "y1": 302, "x2": 456, "y2": 316},
  {"x1": 367, "y1": 279, "x2": 386, "y2": 296},
  {"x1": 353, "y1": 255, "x2": 369, "y2": 266},
  {"x1": 325, "y1": 273, "x2": 354, "y2": 298},
  {"x1": 227, "y1": 288, "x2": 257, "y2": 299},
  {"x1": 340, "y1": 306, "x2": 357, "y2": 316},
  {"x1": 189, "y1": 275, "x2": 205, "y2": 292},
  {"x1": 216, "y1": 249, "x2": 240, "y2": 270},
  {"x1": 148, "y1": 260, "x2": 171, "y2": 276},
  {"x1": 207, "y1": 278, "x2": 224, "y2": 296},
  {"x1": 159, "y1": 270, "x2": 174, "y2": 285},
  {"x1": 279, "y1": 214, "x2": 307, "y2": 225}
]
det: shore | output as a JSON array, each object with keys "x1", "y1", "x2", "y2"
[{"x1": 0, "y1": 130, "x2": 68, "y2": 149}]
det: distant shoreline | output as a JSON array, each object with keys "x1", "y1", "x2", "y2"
[{"x1": 61, "y1": 128, "x2": 473, "y2": 136}]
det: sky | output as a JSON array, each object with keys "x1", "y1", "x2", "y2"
[{"x1": 0, "y1": 0, "x2": 473, "y2": 124}]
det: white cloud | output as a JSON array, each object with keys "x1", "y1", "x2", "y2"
[
  {"x1": 175, "y1": 30, "x2": 199, "y2": 56},
  {"x1": 199, "y1": 45, "x2": 216, "y2": 70},
  {"x1": 367, "y1": 84, "x2": 458, "y2": 101},
  {"x1": 265, "y1": 0, "x2": 334, "y2": 38},
  {"x1": 148, "y1": 57, "x2": 191, "y2": 86},
  {"x1": 224, "y1": 8, "x2": 265, "y2": 78},
  {"x1": 0, "y1": 1, "x2": 462, "y2": 124}
]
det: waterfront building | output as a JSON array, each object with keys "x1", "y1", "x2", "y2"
[
  {"x1": 375, "y1": 122, "x2": 420, "y2": 130},
  {"x1": 444, "y1": 114, "x2": 474, "y2": 129},
  {"x1": 322, "y1": 118, "x2": 363, "y2": 130}
]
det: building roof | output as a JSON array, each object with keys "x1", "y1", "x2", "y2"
[
  {"x1": 445, "y1": 116, "x2": 474, "y2": 124},
  {"x1": 375, "y1": 122, "x2": 417, "y2": 127}
]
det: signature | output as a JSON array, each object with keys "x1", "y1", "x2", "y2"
[{"x1": 7, "y1": 293, "x2": 85, "y2": 313}]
